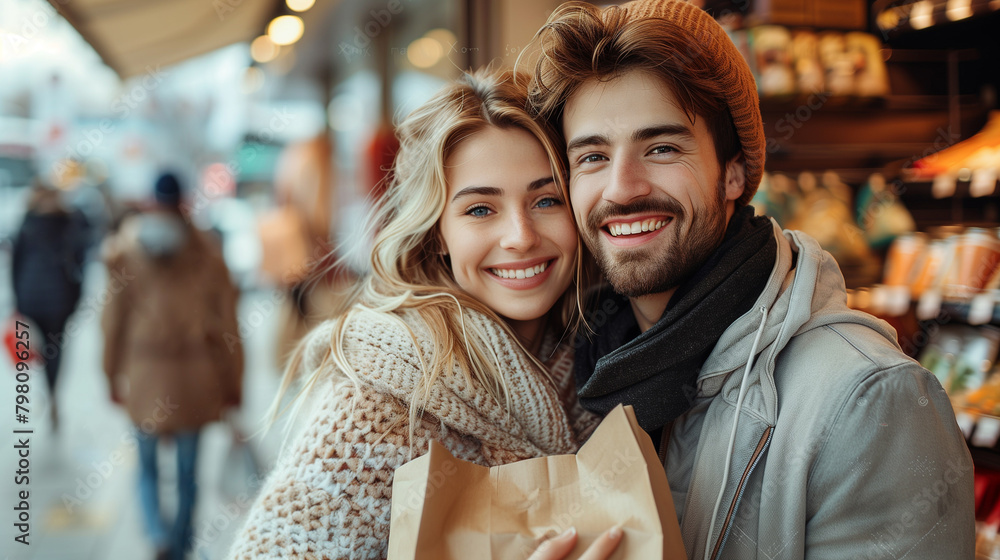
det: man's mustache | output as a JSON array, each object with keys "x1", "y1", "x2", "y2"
[{"x1": 586, "y1": 198, "x2": 686, "y2": 232}]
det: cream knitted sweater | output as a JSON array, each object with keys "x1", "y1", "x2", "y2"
[{"x1": 228, "y1": 307, "x2": 599, "y2": 560}]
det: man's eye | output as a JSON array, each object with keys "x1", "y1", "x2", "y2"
[
  {"x1": 650, "y1": 145, "x2": 676, "y2": 154},
  {"x1": 580, "y1": 154, "x2": 606, "y2": 164},
  {"x1": 466, "y1": 205, "x2": 492, "y2": 217}
]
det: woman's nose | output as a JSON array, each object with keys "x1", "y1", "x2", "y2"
[{"x1": 499, "y1": 211, "x2": 541, "y2": 252}]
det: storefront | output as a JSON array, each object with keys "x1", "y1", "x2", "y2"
[{"x1": 723, "y1": 0, "x2": 1000, "y2": 552}]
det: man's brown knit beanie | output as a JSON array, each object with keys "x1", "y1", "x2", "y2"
[{"x1": 619, "y1": 0, "x2": 765, "y2": 205}]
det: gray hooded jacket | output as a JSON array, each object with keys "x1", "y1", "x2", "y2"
[{"x1": 664, "y1": 223, "x2": 974, "y2": 559}]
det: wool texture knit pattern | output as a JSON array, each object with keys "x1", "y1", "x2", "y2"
[
  {"x1": 227, "y1": 307, "x2": 599, "y2": 560},
  {"x1": 619, "y1": 0, "x2": 766, "y2": 205}
]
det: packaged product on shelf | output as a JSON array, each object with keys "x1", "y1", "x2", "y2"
[
  {"x1": 952, "y1": 326, "x2": 1000, "y2": 396},
  {"x1": 964, "y1": 366, "x2": 1000, "y2": 416},
  {"x1": 750, "y1": 26, "x2": 888, "y2": 98},
  {"x1": 790, "y1": 30, "x2": 824, "y2": 93},
  {"x1": 968, "y1": 153, "x2": 999, "y2": 197},
  {"x1": 752, "y1": 172, "x2": 800, "y2": 226},
  {"x1": 818, "y1": 32, "x2": 855, "y2": 96},
  {"x1": 844, "y1": 32, "x2": 889, "y2": 97},
  {"x1": 856, "y1": 173, "x2": 916, "y2": 250},
  {"x1": 750, "y1": 26, "x2": 795, "y2": 97},
  {"x1": 821, "y1": 171, "x2": 852, "y2": 207},
  {"x1": 918, "y1": 325, "x2": 967, "y2": 389},
  {"x1": 920, "y1": 324, "x2": 1000, "y2": 400},
  {"x1": 947, "y1": 228, "x2": 1000, "y2": 299},
  {"x1": 909, "y1": 233, "x2": 960, "y2": 299},
  {"x1": 786, "y1": 171, "x2": 878, "y2": 282},
  {"x1": 884, "y1": 232, "x2": 927, "y2": 287}
]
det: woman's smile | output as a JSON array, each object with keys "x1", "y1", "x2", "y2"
[{"x1": 438, "y1": 126, "x2": 577, "y2": 332}]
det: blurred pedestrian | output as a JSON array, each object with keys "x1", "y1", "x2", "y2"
[
  {"x1": 101, "y1": 172, "x2": 243, "y2": 560},
  {"x1": 11, "y1": 180, "x2": 90, "y2": 431},
  {"x1": 261, "y1": 134, "x2": 354, "y2": 366}
]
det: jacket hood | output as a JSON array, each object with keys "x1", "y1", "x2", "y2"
[{"x1": 697, "y1": 221, "x2": 899, "y2": 423}]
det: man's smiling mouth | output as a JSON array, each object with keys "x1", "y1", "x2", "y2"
[{"x1": 606, "y1": 217, "x2": 671, "y2": 237}]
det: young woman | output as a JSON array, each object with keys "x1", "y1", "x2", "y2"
[{"x1": 227, "y1": 69, "x2": 620, "y2": 560}]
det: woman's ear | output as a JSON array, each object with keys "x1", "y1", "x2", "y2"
[{"x1": 724, "y1": 154, "x2": 746, "y2": 203}]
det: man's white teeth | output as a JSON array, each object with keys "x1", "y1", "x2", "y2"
[
  {"x1": 608, "y1": 219, "x2": 668, "y2": 237},
  {"x1": 491, "y1": 262, "x2": 548, "y2": 279}
]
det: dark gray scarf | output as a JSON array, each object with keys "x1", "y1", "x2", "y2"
[{"x1": 575, "y1": 206, "x2": 777, "y2": 431}]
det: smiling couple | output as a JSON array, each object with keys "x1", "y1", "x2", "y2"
[{"x1": 227, "y1": 1, "x2": 973, "y2": 559}]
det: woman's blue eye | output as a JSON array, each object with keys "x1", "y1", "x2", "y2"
[
  {"x1": 536, "y1": 197, "x2": 561, "y2": 209},
  {"x1": 467, "y1": 206, "x2": 491, "y2": 217}
]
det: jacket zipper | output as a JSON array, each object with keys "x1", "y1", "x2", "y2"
[{"x1": 709, "y1": 426, "x2": 774, "y2": 560}]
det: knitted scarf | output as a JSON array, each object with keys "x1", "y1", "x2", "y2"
[{"x1": 575, "y1": 206, "x2": 777, "y2": 431}]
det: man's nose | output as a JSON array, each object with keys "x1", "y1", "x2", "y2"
[
  {"x1": 604, "y1": 157, "x2": 651, "y2": 205},
  {"x1": 499, "y1": 211, "x2": 541, "y2": 252}
]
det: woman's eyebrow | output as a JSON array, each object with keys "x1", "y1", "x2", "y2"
[
  {"x1": 451, "y1": 177, "x2": 554, "y2": 202},
  {"x1": 527, "y1": 177, "x2": 554, "y2": 191},
  {"x1": 451, "y1": 185, "x2": 502, "y2": 202}
]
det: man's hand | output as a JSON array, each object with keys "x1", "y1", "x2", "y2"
[{"x1": 527, "y1": 526, "x2": 623, "y2": 560}]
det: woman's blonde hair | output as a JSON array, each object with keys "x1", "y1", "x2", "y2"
[{"x1": 270, "y1": 68, "x2": 591, "y2": 439}]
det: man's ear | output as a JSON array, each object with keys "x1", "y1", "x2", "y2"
[{"x1": 724, "y1": 154, "x2": 746, "y2": 203}]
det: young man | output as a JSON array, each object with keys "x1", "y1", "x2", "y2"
[{"x1": 529, "y1": 1, "x2": 974, "y2": 558}]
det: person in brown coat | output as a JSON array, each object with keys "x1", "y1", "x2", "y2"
[{"x1": 101, "y1": 172, "x2": 243, "y2": 560}]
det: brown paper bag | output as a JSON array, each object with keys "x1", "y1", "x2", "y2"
[{"x1": 387, "y1": 404, "x2": 686, "y2": 559}]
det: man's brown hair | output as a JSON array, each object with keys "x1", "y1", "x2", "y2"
[{"x1": 528, "y1": 0, "x2": 765, "y2": 205}]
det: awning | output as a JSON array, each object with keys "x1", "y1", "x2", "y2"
[{"x1": 47, "y1": 0, "x2": 277, "y2": 79}]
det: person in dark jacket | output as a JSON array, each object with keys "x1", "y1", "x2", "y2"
[{"x1": 12, "y1": 181, "x2": 90, "y2": 430}]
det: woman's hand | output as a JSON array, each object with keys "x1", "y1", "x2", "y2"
[{"x1": 527, "y1": 526, "x2": 623, "y2": 560}]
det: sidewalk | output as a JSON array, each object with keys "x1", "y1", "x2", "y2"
[{"x1": 0, "y1": 258, "x2": 294, "y2": 560}]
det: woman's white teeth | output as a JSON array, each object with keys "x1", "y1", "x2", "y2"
[
  {"x1": 491, "y1": 262, "x2": 548, "y2": 279},
  {"x1": 609, "y1": 219, "x2": 667, "y2": 237}
]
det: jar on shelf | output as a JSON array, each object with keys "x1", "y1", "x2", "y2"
[
  {"x1": 945, "y1": 228, "x2": 1000, "y2": 299},
  {"x1": 911, "y1": 237, "x2": 958, "y2": 298},
  {"x1": 884, "y1": 232, "x2": 927, "y2": 287}
]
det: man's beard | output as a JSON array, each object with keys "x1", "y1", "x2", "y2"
[{"x1": 583, "y1": 179, "x2": 728, "y2": 298}]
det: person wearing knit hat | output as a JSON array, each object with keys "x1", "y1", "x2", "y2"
[{"x1": 529, "y1": 1, "x2": 973, "y2": 559}]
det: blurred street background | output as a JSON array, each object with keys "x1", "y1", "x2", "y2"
[
  {"x1": 1, "y1": 0, "x2": 999, "y2": 558},
  {"x1": 0, "y1": 261, "x2": 289, "y2": 560},
  {"x1": 0, "y1": 0, "x2": 502, "y2": 557}
]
